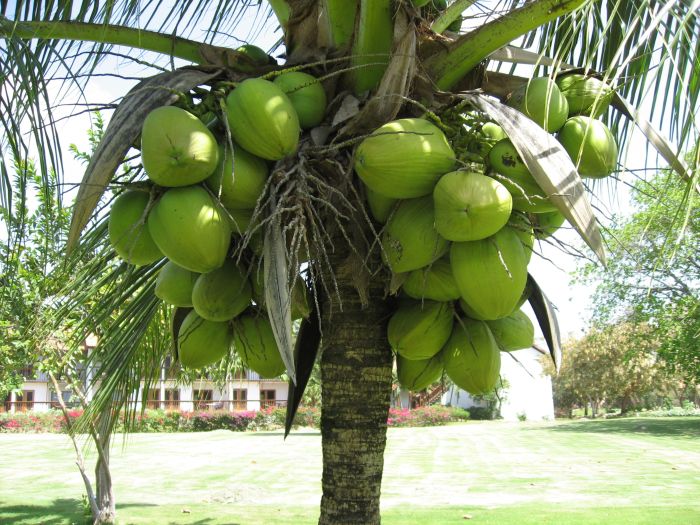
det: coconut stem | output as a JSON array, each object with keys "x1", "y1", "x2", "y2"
[
  {"x1": 431, "y1": 0, "x2": 476, "y2": 34},
  {"x1": 425, "y1": 0, "x2": 587, "y2": 90},
  {"x1": 350, "y1": 0, "x2": 394, "y2": 94},
  {"x1": 267, "y1": 0, "x2": 291, "y2": 27},
  {"x1": 322, "y1": 0, "x2": 359, "y2": 49},
  {"x1": 0, "y1": 16, "x2": 219, "y2": 64}
]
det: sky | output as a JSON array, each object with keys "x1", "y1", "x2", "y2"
[{"x1": 7, "y1": 4, "x2": 668, "y2": 343}]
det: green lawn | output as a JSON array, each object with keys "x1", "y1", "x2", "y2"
[{"x1": 1, "y1": 417, "x2": 699, "y2": 524}]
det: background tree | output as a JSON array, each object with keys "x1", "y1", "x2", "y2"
[
  {"x1": 578, "y1": 158, "x2": 700, "y2": 386},
  {"x1": 543, "y1": 322, "x2": 680, "y2": 417},
  {"x1": 1, "y1": 1, "x2": 699, "y2": 524},
  {"x1": 0, "y1": 162, "x2": 69, "y2": 396}
]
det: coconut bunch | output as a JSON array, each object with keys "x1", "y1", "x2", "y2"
[
  {"x1": 357, "y1": 74, "x2": 616, "y2": 396},
  {"x1": 107, "y1": 49, "x2": 325, "y2": 375}
]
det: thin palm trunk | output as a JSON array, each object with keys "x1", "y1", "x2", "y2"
[{"x1": 94, "y1": 410, "x2": 115, "y2": 524}]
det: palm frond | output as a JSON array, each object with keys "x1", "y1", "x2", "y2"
[
  {"x1": 519, "y1": 0, "x2": 700, "y2": 160},
  {"x1": 0, "y1": 0, "x2": 275, "y2": 243},
  {"x1": 40, "y1": 216, "x2": 170, "y2": 432}
]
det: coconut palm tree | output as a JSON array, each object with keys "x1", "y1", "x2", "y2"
[{"x1": 1, "y1": 1, "x2": 698, "y2": 524}]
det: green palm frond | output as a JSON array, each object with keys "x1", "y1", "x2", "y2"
[
  {"x1": 520, "y1": 0, "x2": 700, "y2": 156},
  {"x1": 0, "y1": 0, "x2": 275, "y2": 241},
  {"x1": 42, "y1": 216, "x2": 169, "y2": 432}
]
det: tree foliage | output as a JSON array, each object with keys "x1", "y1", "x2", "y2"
[
  {"x1": 578, "y1": 156, "x2": 700, "y2": 384},
  {"x1": 544, "y1": 322, "x2": 680, "y2": 416},
  {"x1": 0, "y1": 162, "x2": 69, "y2": 395}
]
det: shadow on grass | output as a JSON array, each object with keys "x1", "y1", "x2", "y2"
[
  {"x1": 0, "y1": 498, "x2": 163, "y2": 525},
  {"x1": 246, "y1": 431, "x2": 321, "y2": 437},
  {"x1": 542, "y1": 417, "x2": 700, "y2": 438},
  {"x1": 0, "y1": 498, "x2": 84, "y2": 525}
]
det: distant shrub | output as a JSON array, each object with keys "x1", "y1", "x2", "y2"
[
  {"x1": 448, "y1": 407, "x2": 471, "y2": 421},
  {"x1": 467, "y1": 406, "x2": 498, "y2": 420}
]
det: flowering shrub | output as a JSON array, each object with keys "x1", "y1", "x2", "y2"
[
  {"x1": 387, "y1": 405, "x2": 458, "y2": 427},
  {"x1": 0, "y1": 404, "x2": 468, "y2": 433},
  {"x1": 0, "y1": 409, "x2": 81, "y2": 433}
]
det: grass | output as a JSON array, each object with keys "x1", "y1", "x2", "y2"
[{"x1": 0, "y1": 417, "x2": 699, "y2": 524}]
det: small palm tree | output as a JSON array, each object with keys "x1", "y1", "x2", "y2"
[{"x1": 1, "y1": 1, "x2": 698, "y2": 524}]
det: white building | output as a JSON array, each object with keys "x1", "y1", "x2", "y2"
[
  {"x1": 2, "y1": 341, "x2": 289, "y2": 414},
  {"x1": 441, "y1": 347, "x2": 554, "y2": 421}
]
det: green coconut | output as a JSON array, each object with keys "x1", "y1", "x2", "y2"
[
  {"x1": 470, "y1": 121, "x2": 508, "y2": 159},
  {"x1": 273, "y1": 71, "x2": 327, "y2": 129},
  {"x1": 233, "y1": 313, "x2": 286, "y2": 378},
  {"x1": 155, "y1": 261, "x2": 198, "y2": 307},
  {"x1": 205, "y1": 142, "x2": 268, "y2": 211},
  {"x1": 558, "y1": 116, "x2": 618, "y2": 178},
  {"x1": 402, "y1": 256, "x2": 460, "y2": 302},
  {"x1": 108, "y1": 190, "x2": 163, "y2": 266},
  {"x1": 488, "y1": 139, "x2": 557, "y2": 213},
  {"x1": 486, "y1": 309, "x2": 535, "y2": 352},
  {"x1": 556, "y1": 73, "x2": 614, "y2": 118},
  {"x1": 191, "y1": 260, "x2": 252, "y2": 322},
  {"x1": 235, "y1": 44, "x2": 273, "y2": 70},
  {"x1": 366, "y1": 186, "x2": 398, "y2": 224},
  {"x1": 382, "y1": 196, "x2": 450, "y2": 273},
  {"x1": 441, "y1": 318, "x2": 501, "y2": 395},
  {"x1": 507, "y1": 212, "x2": 535, "y2": 263},
  {"x1": 226, "y1": 207, "x2": 255, "y2": 236},
  {"x1": 397, "y1": 354, "x2": 443, "y2": 391},
  {"x1": 507, "y1": 77, "x2": 569, "y2": 132},
  {"x1": 177, "y1": 310, "x2": 232, "y2": 369},
  {"x1": 433, "y1": 171, "x2": 513, "y2": 241},
  {"x1": 225, "y1": 78, "x2": 300, "y2": 161},
  {"x1": 388, "y1": 300, "x2": 454, "y2": 360},
  {"x1": 531, "y1": 210, "x2": 567, "y2": 239},
  {"x1": 458, "y1": 298, "x2": 488, "y2": 321},
  {"x1": 147, "y1": 186, "x2": 231, "y2": 273},
  {"x1": 355, "y1": 118, "x2": 456, "y2": 199},
  {"x1": 451, "y1": 227, "x2": 528, "y2": 320},
  {"x1": 141, "y1": 106, "x2": 219, "y2": 187}
]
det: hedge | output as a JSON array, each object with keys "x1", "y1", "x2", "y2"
[{"x1": 0, "y1": 405, "x2": 469, "y2": 433}]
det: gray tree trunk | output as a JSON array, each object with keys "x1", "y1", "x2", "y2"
[{"x1": 318, "y1": 246, "x2": 393, "y2": 524}]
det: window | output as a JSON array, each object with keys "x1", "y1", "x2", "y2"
[
  {"x1": 50, "y1": 390, "x2": 74, "y2": 409},
  {"x1": 19, "y1": 365, "x2": 34, "y2": 379},
  {"x1": 193, "y1": 389, "x2": 213, "y2": 411},
  {"x1": 146, "y1": 388, "x2": 161, "y2": 409},
  {"x1": 16, "y1": 391, "x2": 34, "y2": 412},
  {"x1": 260, "y1": 389, "x2": 276, "y2": 409},
  {"x1": 232, "y1": 389, "x2": 247, "y2": 411},
  {"x1": 164, "y1": 389, "x2": 180, "y2": 410}
]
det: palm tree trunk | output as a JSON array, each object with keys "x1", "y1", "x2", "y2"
[{"x1": 319, "y1": 248, "x2": 393, "y2": 524}]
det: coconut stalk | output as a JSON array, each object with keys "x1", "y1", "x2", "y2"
[
  {"x1": 350, "y1": 0, "x2": 394, "y2": 94},
  {"x1": 424, "y1": 0, "x2": 587, "y2": 89},
  {"x1": 322, "y1": 0, "x2": 359, "y2": 50},
  {"x1": 0, "y1": 16, "x2": 214, "y2": 63},
  {"x1": 267, "y1": 0, "x2": 291, "y2": 27},
  {"x1": 431, "y1": 0, "x2": 475, "y2": 34}
]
